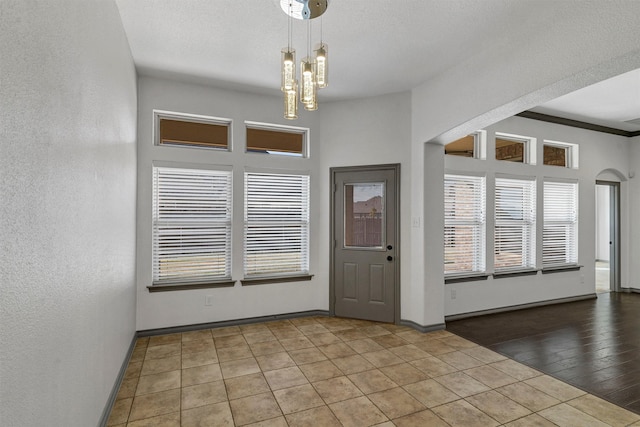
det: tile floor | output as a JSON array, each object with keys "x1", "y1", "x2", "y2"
[{"x1": 107, "y1": 316, "x2": 640, "y2": 426}]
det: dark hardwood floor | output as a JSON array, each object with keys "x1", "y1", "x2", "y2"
[{"x1": 447, "y1": 292, "x2": 640, "y2": 414}]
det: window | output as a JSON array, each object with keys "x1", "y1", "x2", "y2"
[
  {"x1": 444, "y1": 174, "x2": 486, "y2": 275},
  {"x1": 152, "y1": 167, "x2": 232, "y2": 285},
  {"x1": 494, "y1": 177, "x2": 536, "y2": 271},
  {"x1": 543, "y1": 180, "x2": 578, "y2": 267},
  {"x1": 543, "y1": 140, "x2": 579, "y2": 168},
  {"x1": 245, "y1": 121, "x2": 308, "y2": 157},
  {"x1": 155, "y1": 111, "x2": 231, "y2": 150},
  {"x1": 444, "y1": 131, "x2": 486, "y2": 159},
  {"x1": 244, "y1": 172, "x2": 310, "y2": 278},
  {"x1": 495, "y1": 133, "x2": 536, "y2": 164},
  {"x1": 543, "y1": 145, "x2": 566, "y2": 167}
]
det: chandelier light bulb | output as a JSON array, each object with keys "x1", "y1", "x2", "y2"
[
  {"x1": 281, "y1": 48, "x2": 296, "y2": 92},
  {"x1": 300, "y1": 58, "x2": 317, "y2": 108},
  {"x1": 284, "y1": 81, "x2": 298, "y2": 119},
  {"x1": 315, "y1": 43, "x2": 328, "y2": 88}
]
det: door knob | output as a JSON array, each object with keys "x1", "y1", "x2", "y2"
[{"x1": 387, "y1": 256, "x2": 393, "y2": 261}]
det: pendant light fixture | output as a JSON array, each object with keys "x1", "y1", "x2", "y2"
[{"x1": 280, "y1": 0, "x2": 329, "y2": 119}]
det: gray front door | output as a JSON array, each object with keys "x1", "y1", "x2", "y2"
[{"x1": 331, "y1": 165, "x2": 399, "y2": 323}]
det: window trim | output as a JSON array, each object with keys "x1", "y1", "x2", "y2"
[
  {"x1": 543, "y1": 139, "x2": 579, "y2": 169},
  {"x1": 153, "y1": 110, "x2": 233, "y2": 151},
  {"x1": 495, "y1": 132, "x2": 537, "y2": 164},
  {"x1": 244, "y1": 120, "x2": 310, "y2": 158},
  {"x1": 444, "y1": 130, "x2": 487, "y2": 160}
]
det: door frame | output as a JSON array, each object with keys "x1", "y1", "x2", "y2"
[
  {"x1": 329, "y1": 163, "x2": 401, "y2": 324},
  {"x1": 596, "y1": 180, "x2": 620, "y2": 292}
]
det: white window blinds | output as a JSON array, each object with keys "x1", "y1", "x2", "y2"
[
  {"x1": 444, "y1": 174, "x2": 486, "y2": 275},
  {"x1": 152, "y1": 167, "x2": 232, "y2": 285},
  {"x1": 544, "y1": 180, "x2": 578, "y2": 267},
  {"x1": 494, "y1": 177, "x2": 536, "y2": 271},
  {"x1": 244, "y1": 172, "x2": 310, "y2": 278}
]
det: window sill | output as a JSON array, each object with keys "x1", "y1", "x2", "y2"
[
  {"x1": 542, "y1": 265, "x2": 582, "y2": 274},
  {"x1": 445, "y1": 273, "x2": 490, "y2": 284},
  {"x1": 148, "y1": 281, "x2": 236, "y2": 292},
  {"x1": 493, "y1": 268, "x2": 539, "y2": 279},
  {"x1": 241, "y1": 274, "x2": 314, "y2": 286}
]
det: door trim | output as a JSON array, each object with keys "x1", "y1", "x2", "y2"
[
  {"x1": 330, "y1": 163, "x2": 401, "y2": 324},
  {"x1": 596, "y1": 180, "x2": 620, "y2": 292}
]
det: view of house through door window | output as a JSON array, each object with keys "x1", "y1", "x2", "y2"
[{"x1": 344, "y1": 183, "x2": 384, "y2": 248}]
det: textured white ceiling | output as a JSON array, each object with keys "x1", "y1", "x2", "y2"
[
  {"x1": 115, "y1": 0, "x2": 640, "y2": 131},
  {"x1": 115, "y1": 0, "x2": 578, "y2": 100},
  {"x1": 533, "y1": 68, "x2": 640, "y2": 132}
]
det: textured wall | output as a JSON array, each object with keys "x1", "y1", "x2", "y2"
[
  {"x1": 629, "y1": 136, "x2": 640, "y2": 290},
  {"x1": 0, "y1": 1, "x2": 137, "y2": 426}
]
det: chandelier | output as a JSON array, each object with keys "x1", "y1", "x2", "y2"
[{"x1": 280, "y1": 0, "x2": 329, "y2": 119}]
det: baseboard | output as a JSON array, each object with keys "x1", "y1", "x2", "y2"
[
  {"x1": 98, "y1": 333, "x2": 137, "y2": 427},
  {"x1": 400, "y1": 319, "x2": 446, "y2": 333},
  {"x1": 137, "y1": 310, "x2": 331, "y2": 337},
  {"x1": 444, "y1": 293, "x2": 597, "y2": 322},
  {"x1": 621, "y1": 287, "x2": 640, "y2": 294}
]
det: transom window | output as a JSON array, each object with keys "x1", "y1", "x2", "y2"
[
  {"x1": 245, "y1": 121, "x2": 308, "y2": 157},
  {"x1": 495, "y1": 133, "x2": 536, "y2": 164},
  {"x1": 444, "y1": 131, "x2": 486, "y2": 159},
  {"x1": 543, "y1": 140, "x2": 579, "y2": 168},
  {"x1": 155, "y1": 111, "x2": 232, "y2": 151}
]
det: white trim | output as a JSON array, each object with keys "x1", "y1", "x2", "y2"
[{"x1": 474, "y1": 130, "x2": 488, "y2": 160}]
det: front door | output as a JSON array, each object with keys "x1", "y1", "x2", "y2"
[{"x1": 331, "y1": 164, "x2": 399, "y2": 323}]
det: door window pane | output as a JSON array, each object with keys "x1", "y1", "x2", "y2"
[{"x1": 344, "y1": 183, "x2": 384, "y2": 248}]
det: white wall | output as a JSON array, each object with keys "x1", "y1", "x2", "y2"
[
  {"x1": 0, "y1": 1, "x2": 137, "y2": 426},
  {"x1": 136, "y1": 76, "x2": 322, "y2": 330},
  {"x1": 629, "y1": 135, "x2": 640, "y2": 291},
  {"x1": 317, "y1": 92, "x2": 414, "y2": 323},
  {"x1": 443, "y1": 116, "x2": 630, "y2": 316}
]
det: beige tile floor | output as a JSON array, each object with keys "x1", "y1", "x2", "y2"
[{"x1": 107, "y1": 316, "x2": 640, "y2": 426}]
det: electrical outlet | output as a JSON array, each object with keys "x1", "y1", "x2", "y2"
[
  {"x1": 451, "y1": 289, "x2": 457, "y2": 300},
  {"x1": 412, "y1": 217, "x2": 421, "y2": 228},
  {"x1": 205, "y1": 295, "x2": 214, "y2": 306}
]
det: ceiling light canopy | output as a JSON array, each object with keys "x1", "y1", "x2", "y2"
[{"x1": 280, "y1": 0, "x2": 329, "y2": 119}]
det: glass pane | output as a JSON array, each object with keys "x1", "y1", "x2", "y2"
[
  {"x1": 496, "y1": 138, "x2": 524, "y2": 162},
  {"x1": 543, "y1": 145, "x2": 567, "y2": 166},
  {"x1": 445, "y1": 134, "x2": 475, "y2": 157},
  {"x1": 344, "y1": 183, "x2": 384, "y2": 248}
]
